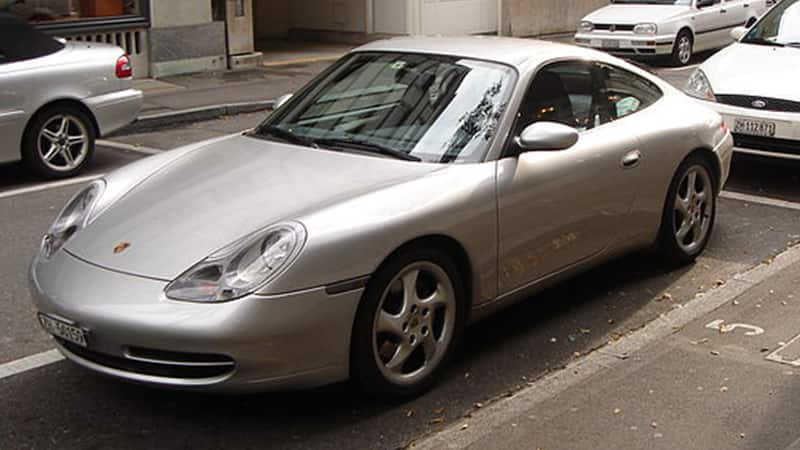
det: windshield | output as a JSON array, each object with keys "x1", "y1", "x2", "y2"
[
  {"x1": 609, "y1": 0, "x2": 691, "y2": 5},
  {"x1": 0, "y1": 13, "x2": 64, "y2": 64},
  {"x1": 743, "y1": 0, "x2": 800, "y2": 46},
  {"x1": 254, "y1": 52, "x2": 516, "y2": 164}
]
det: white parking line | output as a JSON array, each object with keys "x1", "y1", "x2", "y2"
[
  {"x1": 97, "y1": 139, "x2": 163, "y2": 155},
  {"x1": 721, "y1": 190, "x2": 800, "y2": 212},
  {"x1": 0, "y1": 174, "x2": 103, "y2": 200},
  {"x1": 0, "y1": 350, "x2": 63, "y2": 381}
]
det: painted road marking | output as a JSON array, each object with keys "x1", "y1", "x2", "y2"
[
  {"x1": 705, "y1": 319, "x2": 765, "y2": 336},
  {"x1": 0, "y1": 174, "x2": 103, "y2": 200},
  {"x1": 766, "y1": 333, "x2": 800, "y2": 367},
  {"x1": 97, "y1": 139, "x2": 163, "y2": 155},
  {"x1": 0, "y1": 350, "x2": 64, "y2": 380},
  {"x1": 721, "y1": 191, "x2": 800, "y2": 212}
]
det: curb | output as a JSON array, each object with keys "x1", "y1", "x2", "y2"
[{"x1": 116, "y1": 99, "x2": 275, "y2": 135}]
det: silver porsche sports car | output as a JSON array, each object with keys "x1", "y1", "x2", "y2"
[
  {"x1": 0, "y1": 13, "x2": 142, "y2": 178},
  {"x1": 30, "y1": 36, "x2": 733, "y2": 398}
]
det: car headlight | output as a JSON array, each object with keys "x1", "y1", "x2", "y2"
[
  {"x1": 165, "y1": 222, "x2": 306, "y2": 302},
  {"x1": 579, "y1": 21, "x2": 594, "y2": 33},
  {"x1": 634, "y1": 23, "x2": 657, "y2": 34},
  {"x1": 685, "y1": 69, "x2": 716, "y2": 102},
  {"x1": 40, "y1": 180, "x2": 104, "y2": 260}
]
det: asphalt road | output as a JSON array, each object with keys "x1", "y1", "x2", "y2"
[{"x1": 1, "y1": 57, "x2": 799, "y2": 450}]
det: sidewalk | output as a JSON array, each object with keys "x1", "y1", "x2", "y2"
[{"x1": 416, "y1": 244, "x2": 800, "y2": 450}]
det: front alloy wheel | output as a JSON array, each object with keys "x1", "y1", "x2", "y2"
[
  {"x1": 352, "y1": 249, "x2": 463, "y2": 399},
  {"x1": 22, "y1": 105, "x2": 96, "y2": 178}
]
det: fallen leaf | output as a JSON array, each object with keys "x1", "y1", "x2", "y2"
[
  {"x1": 651, "y1": 422, "x2": 658, "y2": 428},
  {"x1": 406, "y1": 410, "x2": 415, "y2": 417},
  {"x1": 710, "y1": 350, "x2": 721, "y2": 356},
  {"x1": 460, "y1": 423, "x2": 469, "y2": 431},
  {"x1": 613, "y1": 408, "x2": 622, "y2": 415},
  {"x1": 434, "y1": 408, "x2": 445, "y2": 415},
  {"x1": 429, "y1": 417, "x2": 445, "y2": 425},
  {"x1": 474, "y1": 402, "x2": 483, "y2": 409},
  {"x1": 720, "y1": 386, "x2": 729, "y2": 393}
]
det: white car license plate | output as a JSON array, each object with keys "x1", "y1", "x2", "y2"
[
  {"x1": 734, "y1": 119, "x2": 776, "y2": 138},
  {"x1": 603, "y1": 40, "x2": 620, "y2": 49},
  {"x1": 38, "y1": 313, "x2": 87, "y2": 347}
]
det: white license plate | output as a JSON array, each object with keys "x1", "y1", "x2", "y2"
[
  {"x1": 38, "y1": 314, "x2": 87, "y2": 347},
  {"x1": 603, "y1": 40, "x2": 620, "y2": 49},
  {"x1": 734, "y1": 119, "x2": 776, "y2": 137}
]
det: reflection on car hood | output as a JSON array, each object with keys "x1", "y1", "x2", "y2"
[
  {"x1": 583, "y1": 4, "x2": 687, "y2": 25},
  {"x1": 66, "y1": 135, "x2": 443, "y2": 280},
  {"x1": 702, "y1": 43, "x2": 800, "y2": 102}
]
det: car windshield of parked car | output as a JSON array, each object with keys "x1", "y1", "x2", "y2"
[
  {"x1": 255, "y1": 52, "x2": 516, "y2": 164},
  {"x1": 742, "y1": 0, "x2": 800, "y2": 46},
  {"x1": 0, "y1": 13, "x2": 64, "y2": 64},
  {"x1": 609, "y1": 0, "x2": 691, "y2": 5}
]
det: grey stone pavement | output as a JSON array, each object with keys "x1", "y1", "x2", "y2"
[{"x1": 416, "y1": 246, "x2": 800, "y2": 450}]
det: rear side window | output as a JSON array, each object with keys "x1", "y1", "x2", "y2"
[{"x1": 597, "y1": 64, "x2": 663, "y2": 123}]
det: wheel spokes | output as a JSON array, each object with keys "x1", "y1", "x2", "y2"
[
  {"x1": 385, "y1": 342, "x2": 415, "y2": 372},
  {"x1": 376, "y1": 310, "x2": 404, "y2": 337}
]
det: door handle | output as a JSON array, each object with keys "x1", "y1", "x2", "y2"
[
  {"x1": 721, "y1": 8, "x2": 727, "y2": 13},
  {"x1": 621, "y1": 150, "x2": 642, "y2": 169},
  {"x1": 744, "y1": 3, "x2": 750, "y2": 7}
]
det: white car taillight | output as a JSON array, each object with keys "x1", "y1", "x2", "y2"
[{"x1": 116, "y1": 55, "x2": 133, "y2": 78}]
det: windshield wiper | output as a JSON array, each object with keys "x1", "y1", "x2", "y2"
[
  {"x1": 254, "y1": 125, "x2": 319, "y2": 148},
  {"x1": 784, "y1": 42, "x2": 800, "y2": 48},
  {"x1": 314, "y1": 137, "x2": 422, "y2": 162},
  {"x1": 742, "y1": 38, "x2": 784, "y2": 47}
]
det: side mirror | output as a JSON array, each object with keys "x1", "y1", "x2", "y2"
[
  {"x1": 730, "y1": 26, "x2": 748, "y2": 41},
  {"x1": 516, "y1": 122, "x2": 579, "y2": 152},
  {"x1": 274, "y1": 93, "x2": 293, "y2": 110}
]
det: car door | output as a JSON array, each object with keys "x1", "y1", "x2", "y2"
[
  {"x1": 722, "y1": 0, "x2": 751, "y2": 29},
  {"x1": 0, "y1": 53, "x2": 27, "y2": 164},
  {"x1": 495, "y1": 60, "x2": 641, "y2": 295},
  {"x1": 693, "y1": 0, "x2": 728, "y2": 51}
]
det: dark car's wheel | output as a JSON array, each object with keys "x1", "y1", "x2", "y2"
[
  {"x1": 22, "y1": 105, "x2": 96, "y2": 178},
  {"x1": 670, "y1": 30, "x2": 694, "y2": 66},
  {"x1": 658, "y1": 155, "x2": 717, "y2": 265},
  {"x1": 351, "y1": 247, "x2": 465, "y2": 399}
]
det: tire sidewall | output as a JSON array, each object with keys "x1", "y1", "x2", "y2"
[
  {"x1": 22, "y1": 105, "x2": 96, "y2": 179},
  {"x1": 658, "y1": 155, "x2": 717, "y2": 265},
  {"x1": 351, "y1": 247, "x2": 465, "y2": 399}
]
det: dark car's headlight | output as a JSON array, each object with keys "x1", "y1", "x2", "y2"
[
  {"x1": 40, "y1": 180, "x2": 104, "y2": 260},
  {"x1": 685, "y1": 69, "x2": 716, "y2": 102},
  {"x1": 165, "y1": 222, "x2": 306, "y2": 302}
]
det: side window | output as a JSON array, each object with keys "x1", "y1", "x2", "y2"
[
  {"x1": 513, "y1": 61, "x2": 598, "y2": 139},
  {"x1": 596, "y1": 64, "x2": 663, "y2": 124}
]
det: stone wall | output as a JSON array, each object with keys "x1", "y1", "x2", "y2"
[{"x1": 507, "y1": 0, "x2": 606, "y2": 36}]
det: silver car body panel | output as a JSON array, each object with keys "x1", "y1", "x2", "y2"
[
  {"x1": 0, "y1": 41, "x2": 143, "y2": 164},
  {"x1": 30, "y1": 37, "x2": 733, "y2": 391}
]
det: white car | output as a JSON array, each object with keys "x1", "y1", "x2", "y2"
[
  {"x1": 575, "y1": 0, "x2": 774, "y2": 66},
  {"x1": 686, "y1": 0, "x2": 800, "y2": 160}
]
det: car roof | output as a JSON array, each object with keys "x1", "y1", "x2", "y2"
[{"x1": 352, "y1": 36, "x2": 607, "y2": 69}]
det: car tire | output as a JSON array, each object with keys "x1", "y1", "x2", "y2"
[
  {"x1": 22, "y1": 105, "x2": 96, "y2": 179},
  {"x1": 351, "y1": 247, "x2": 465, "y2": 399},
  {"x1": 670, "y1": 30, "x2": 694, "y2": 67},
  {"x1": 657, "y1": 154, "x2": 717, "y2": 266}
]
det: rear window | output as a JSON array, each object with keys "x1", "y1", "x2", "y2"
[{"x1": 0, "y1": 13, "x2": 64, "y2": 64}]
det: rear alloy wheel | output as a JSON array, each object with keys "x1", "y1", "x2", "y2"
[
  {"x1": 22, "y1": 105, "x2": 95, "y2": 178},
  {"x1": 671, "y1": 30, "x2": 694, "y2": 66},
  {"x1": 352, "y1": 249, "x2": 464, "y2": 399},
  {"x1": 658, "y1": 155, "x2": 716, "y2": 265}
]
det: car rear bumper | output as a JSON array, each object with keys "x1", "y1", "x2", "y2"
[
  {"x1": 702, "y1": 100, "x2": 800, "y2": 160},
  {"x1": 29, "y1": 250, "x2": 363, "y2": 392},
  {"x1": 85, "y1": 88, "x2": 142, "y2": 137},
  {"x1": 574, "y1": 32, "x2": 674, "y2": 57}
]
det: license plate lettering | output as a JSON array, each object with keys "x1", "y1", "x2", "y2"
[
  {"x1": 734, "y1": 119, "x2": 776, "y2": 137},
  {"x1": 38, "y1": 314, "x2": 87, "y2": 347},
  {"x1": 603, "y1": 40, "x2": 620, "y2": 49}
]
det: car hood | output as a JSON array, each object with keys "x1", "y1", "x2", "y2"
[
  {"x1": 702, "y1": 43, "x2": 800, "y2": 101},
  {"x1": 583, "y1": 4, "x2": 686, "y2": 25},
  {"x1": 66, "y1": 135, "x2": 443, "y2": 280}
]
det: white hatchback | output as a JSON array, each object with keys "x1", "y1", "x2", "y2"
[
  {"x1": 686, "y1": 0, "x2": 800, "y2": 160},
  {"x1": 575, "y1": 0, "x2": 773, "y2": 66}
]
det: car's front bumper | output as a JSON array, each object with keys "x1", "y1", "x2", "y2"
[
  {"x1": 574, "y1": 32, "x2": 674, "y2": 57},
  {"x1": 29, "y1": 250, "x2": 363, "y2": 392},
  {"x1": 85, "y1": 88, "x2": 143, "y2": 137},
  {"x1": 701, "y1": 100, "x2": 800, "y2": 161}
]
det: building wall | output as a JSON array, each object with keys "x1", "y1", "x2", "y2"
[
  {"x1": 507, "y1": 0, "x2": 605, "y2": 36},
  {"x1": 149, "y1": 0, "x2": 226, "y2": 78},
  {"x1": 254, "y1": 0, "x2": 290, "y2": 39},
  {"x1": 290, "y1": 0, "x2": 367, "y2": 33}
]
